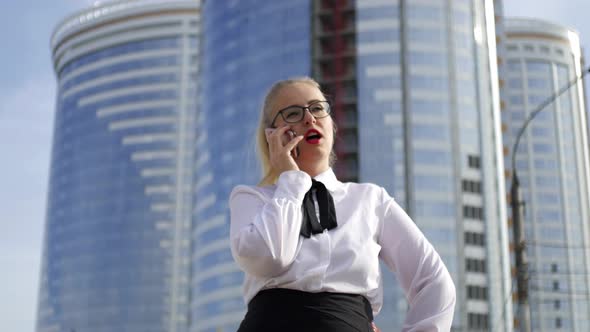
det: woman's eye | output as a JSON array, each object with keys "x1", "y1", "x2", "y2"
[
  {"x1": 285, "y1": 109, "x2": 301, "y2": 119},
  {"x1": 311, "y1": 105, "x2": 324, "y2": 112}
]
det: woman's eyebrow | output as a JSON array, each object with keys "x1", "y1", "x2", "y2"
[{"x1": 280, "y1": 100, "x2": 322, "y2": 109}]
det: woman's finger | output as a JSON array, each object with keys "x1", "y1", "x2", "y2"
[
  {"x1": 283, "y1": 135, "x2": 303, "y2": 153},
  {"x1": 274, "y1": 126, "x2": 292, "y2": 141},
  {"x1": 270, "y1": 126, "x2": 294, "y2": 150},
  {"x1": 267, "y1": 126, "x2": 289, "y2": 146}
]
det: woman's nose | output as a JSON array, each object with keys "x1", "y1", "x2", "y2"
[{"x1": 303, "y1": 109, "x2": 316, "y2": 125}]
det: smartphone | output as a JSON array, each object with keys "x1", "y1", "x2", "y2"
[{"x1": 265, "y1": 128, "x2": 300, "y2": 159}]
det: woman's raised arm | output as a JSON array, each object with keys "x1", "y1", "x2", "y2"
[{"x1": 229, "y1": 170, "x2": 311, "y2": 278}]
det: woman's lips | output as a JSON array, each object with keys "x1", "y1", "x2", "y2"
[{"x1": 305, "y1": 129, "x2": 322, "y2": 145}]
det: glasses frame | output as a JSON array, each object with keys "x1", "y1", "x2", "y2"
[{"x1": 270, "y1": 100, "x2": 332, "y2": 127}]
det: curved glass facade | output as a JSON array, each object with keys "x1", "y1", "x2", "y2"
[
  {"x1": 355, "y1": 2, "x2": 404, "y2": 329},
  {"x1": 191, "y1": 1, "x2": 311, "y2": 331},
  {"x1": 37, "y1": 2, "x2": 199, "y2": 332},
  {"x1": 503, "y1": 18, "x2": 590, "y2": 332},
  {"x1": 356, "y1": 0, "x2": 510, "y2": 330}
]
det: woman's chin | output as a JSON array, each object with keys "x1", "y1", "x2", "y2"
[{"x1": 296, "y1": 152, "x2": 330, "y2": 169}]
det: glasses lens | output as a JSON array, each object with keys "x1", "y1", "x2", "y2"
[
  {"x1": 282, "y1": 107, "x2": 304, "y2": 123},
  {"x1": 279, "y1": 101, "x2": 331, "y2": 123},
  {"x1": 310, "y1": 101, "x2": 330, "y2": 117}
]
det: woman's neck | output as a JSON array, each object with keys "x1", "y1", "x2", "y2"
[{"x1": 298, "y1": 162, "x2": 329, "y2": 178}]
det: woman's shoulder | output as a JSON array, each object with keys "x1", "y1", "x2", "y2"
[
  {"x1": 230, "y1": 183, "x2": 277, "y2": 200},
  {"x1": 342, "y1": 181, "x2": 386, "y2": 194},
  {"x1": 340, "y1": 181, "x2": 394, "y2": 203}
]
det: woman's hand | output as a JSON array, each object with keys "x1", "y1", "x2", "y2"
[{"x1": 266, "y1": 125, "x2": 304, "y2": 175}]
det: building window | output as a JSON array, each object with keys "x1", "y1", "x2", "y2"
[
  {"x1": 468, "y1": 155, "x2": 480, "y2": 169},
  {"x1": 467, "y1": 285, "x2": 488, "y2": 300},
  {"x1": 462, "y1": 179, "x2": 482, "y2": 194},
  {"x1": 507, "y1": 60, "x2": 522, "y2": 71},
  {"x1": 468, "y1": 313, "x2": 489, "y2": 329},
  {"x1": 551, "y1": 263, "x2": 558, "y2": 273},
  {"x1": 556, "y1": 317, "x2": 562, "y2": 328},
  {"x1": 466, "y1": 258, "x2": 486, "y2": 273},
  {"x1": 553, "y1": 281, "x2": 559, "y2": 291},
  {"x1": 463, "y1": 205, "x2": 484, "y2": 220},
  {"x1": 464, "y1": 232, "x2": 485, "y2": 246},
  {"x1": 554, "y1": 300, "x2": 560, "y2": 310}
]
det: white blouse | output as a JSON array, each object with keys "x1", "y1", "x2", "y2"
[{"x1": 229, "y1": 168, "x2": 456, "y2": 331}]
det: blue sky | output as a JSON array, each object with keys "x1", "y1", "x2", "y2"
[
  {"x1": 1, "y1": 1, "x2": 589, "y2": 331},
  {"x1": 0, "y1": 2, "x2": 95, "y2": 331}
]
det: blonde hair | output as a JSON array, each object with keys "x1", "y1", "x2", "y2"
[{"x1": 256, "y1": 77, "x2": 336, "y2": 186}]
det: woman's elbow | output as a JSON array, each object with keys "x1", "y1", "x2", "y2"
[{"x1": 230, "y1": 241, "x2": 294, "y2": 278}]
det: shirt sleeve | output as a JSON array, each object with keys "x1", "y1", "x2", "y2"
[
  {"x1": 377, "y1": 189, "x2": 456, "y2": 331},
  {"x1": 229, "y1": 170, "x2": 311, "y2": 278}
]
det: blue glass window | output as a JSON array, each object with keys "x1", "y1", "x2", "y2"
[
  {"x1": 415, "y1": 201, "x2": 455, "y2": 218},
  {"x1": 408, "y1": 27, "x2": 446, "y2": 44},
  {"x1": 527, "y1": 78, "x2": 550, "y2": 90},
  {"x1": 357, "y1": 6, "x2": 399, "y2": 20},
  {"x1": 407, "y1": 5, "x2": 445, "y2": 22},
  {"x1": 526, "y1": 60, "x2": 550, "y2": 73},
  {"x1": 410, "y1": 75, "x2": 448, "y2": 90},
  {"x1": 508, "y1": 78, "x2": 523, "y2": 89},
  {"x1": 507, "y1": 60, "x2": 522, "y2": 71},
  {"x1": 409, "y1": 51, "x2": 447, "y2": 67},
  {"x1": 414, "y1": 174, "x2": 453, "y2": 192},
  {"x1": 60, "y1": 37, "x2": 180, "y2": 77},
  {"x1": 509, "y1": 95, "x2": 524, "y2": 105},
  {"x1": 412, "y1": 123, "x2": 450, "y2": 141},
  {"x1": 413, "y1": 149, "x2": 452, "y2": 165},
  {"x1": 411, "y1": 99, "x2": 450, "y2": 116}
]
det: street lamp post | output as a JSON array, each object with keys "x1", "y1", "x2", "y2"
[{"x1": 509, "y1": 66, "x2": 590, "y2": 332}]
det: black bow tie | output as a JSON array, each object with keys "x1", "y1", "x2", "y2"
[{"x1": 300, "y1": 179, "x2": 338, "y2": 238}]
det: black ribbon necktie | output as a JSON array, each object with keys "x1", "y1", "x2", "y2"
[{"x1": 300, "y1": 179, "x2": 338, "y2": 238}]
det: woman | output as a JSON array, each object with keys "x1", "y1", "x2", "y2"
[{"x1": 229, "y1": 77, "x2": 456, "y2": 332}]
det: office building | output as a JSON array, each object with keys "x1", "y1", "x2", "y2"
[
  {"x1": 37, "y1": 1, "x2": 199, "y2": 331},
  {"x1": 501, "y1": 17, "x2": 590, "y2": 332},
  {"x1": 190, "y1": 1, "x2": 314, "y2": 330}
]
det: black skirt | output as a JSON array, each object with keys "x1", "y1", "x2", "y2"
[{"x1": 237, "y1": 288, "x2": 374, "y2": 332}]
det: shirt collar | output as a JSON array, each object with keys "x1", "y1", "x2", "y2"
[{"x1": 313, "y1": 168, "x2": 341, "y2": 192}]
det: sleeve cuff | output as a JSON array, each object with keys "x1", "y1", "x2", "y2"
[{"x1": 274, "y1": 170, "x2": 312, "y2": 203}]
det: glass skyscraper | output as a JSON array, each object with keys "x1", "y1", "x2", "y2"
[
  {"x1": 190, "y1": 1, "x2": 312, "y2": 331},
  {"x1": 501, "y1": 18, "x2": 590, "y2": 332},
  {"x1": 37, "y1": 1, "x2": 199, "y2": 331},
  {"x1": 355, "y1": 1, "x2": 511, "y2": 330},
  {"x1": 192, "y1": 0, "x2": 512, "y2": 331}
]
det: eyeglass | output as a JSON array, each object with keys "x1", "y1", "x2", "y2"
[{"x1": 270, "y1": 100, "x2": 331, "y2": 126}]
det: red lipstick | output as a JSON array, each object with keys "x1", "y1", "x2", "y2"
[{"x1": 305, "y1": 129, "x2": 323, "y2": 145}]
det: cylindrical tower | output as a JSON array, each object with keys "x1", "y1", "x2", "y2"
[
  {"x1": 37, "y1": 1, "x2": 199, "y2": 332},
  {"x1": 502, "y1": 18, "x2": 590, "y2": 332},
  {"x1": 191, "y1": 1, "x2": 313, "y2": 331}
]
